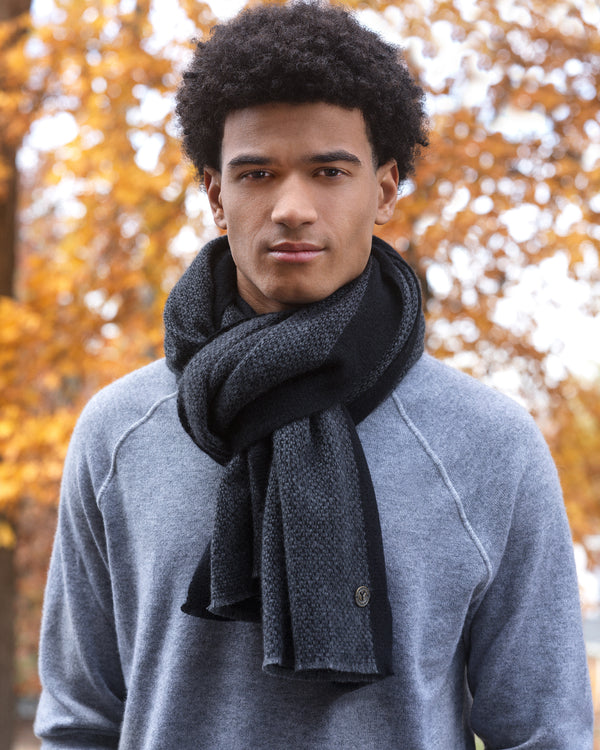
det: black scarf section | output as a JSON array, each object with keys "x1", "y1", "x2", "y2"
[{"x1": 164, "y1": 235, "x2": 425, "y2": 683}]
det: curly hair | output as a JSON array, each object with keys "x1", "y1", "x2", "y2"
[{"x1": 175, "y1": 1, "x2": 428, "y2": 184}]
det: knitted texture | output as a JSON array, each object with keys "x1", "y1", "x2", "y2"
[{"x1": 163, "y1": 235, "x2": 425, "y2": 682}]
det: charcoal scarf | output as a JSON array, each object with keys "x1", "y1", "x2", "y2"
[{"x1": 164, "y1": 234, "x2": 425, "y2": 683}]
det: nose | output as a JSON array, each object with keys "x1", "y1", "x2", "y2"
[{"x1": 270, "y1": 176, "x2": 318, "y2": 228}]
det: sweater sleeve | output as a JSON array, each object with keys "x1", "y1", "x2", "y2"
[
  {"x1": 34, "y1": 409, "x2": 125, "y2": 748},
  {"x1": 465, "y1": 426, "x2": 593, "y2": 749}
]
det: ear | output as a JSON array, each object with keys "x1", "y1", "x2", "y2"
[
  {"x1": 204, "y1": 167, "x2": 227, "y2": 230},
  {"x1": 374, "y1": 160, "x2": 399, "y2": 225}
]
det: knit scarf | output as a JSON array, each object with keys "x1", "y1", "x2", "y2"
[{"x1": 164, "y1": 234, "x2": 425, "y2": 683}]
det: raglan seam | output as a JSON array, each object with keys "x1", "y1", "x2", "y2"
[
  {"x1": 391, "y1": 392, "x2": 494, "y2": 596},
  {"x1": 96, "y1": 391, "x2": 179, "y2": 512}
]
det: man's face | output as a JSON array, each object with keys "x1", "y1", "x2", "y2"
[{"x1": 204, "y1": 102, "x2": 399, "y2": 314}]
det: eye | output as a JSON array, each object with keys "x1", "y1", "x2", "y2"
[
  {"x1": 316, "y1": 167, "x2": 345, "y2": 178},
  {"x1": 241, "y1": 169, "x2": 271, "y2": 181}
]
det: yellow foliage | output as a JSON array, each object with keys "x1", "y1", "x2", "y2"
[
  {"x1": 1, "y1": 0, "x2": 599, "y2": 695},
  {"x1": 0, "y1": 521, "x2": 16, "y2": 550}
]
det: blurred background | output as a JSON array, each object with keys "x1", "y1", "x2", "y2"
[{"x1": 1, "y1": 0, "x2": 599, "y2": 746}]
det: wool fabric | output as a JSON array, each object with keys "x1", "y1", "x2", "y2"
[{"x1": 163, "y1": 235, "x2": 425, "y2": 682}]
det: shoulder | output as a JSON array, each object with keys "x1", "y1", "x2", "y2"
[
  {"x1": 80, "y1": 359, "x2": 177, "y2": 423},
  {"x1": 385, "y1": 354, "x2": 558, "y2": 516},
  {"x1": 398, "y1": 353, "x2": 529, "y2": 422},
  {"x1": 393, "y1": 353, "x2": 543, "y2": 467},
  {"x1": 388, "y1": 355, "x2": 562, "y2": 561},
  {"x1": 66, "y1": 360, "x2": 178, "y2": 491},
  {"x1": 76, "y1": 359, "x2": 177, "y2": 442}
]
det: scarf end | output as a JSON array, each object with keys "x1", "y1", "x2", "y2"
[
  {"x1": 182, "y1": 590, "x2": 262, "y2": 622},
  {"x1": 262, "y1": 659, "x2": 394, "y2": 684},
  {"x1": 181, "y1": 601, "x2": 229, "y2": 620}
]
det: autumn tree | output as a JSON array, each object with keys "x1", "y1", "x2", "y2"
[
  {"x1": 0, "y1": 0, "x2": 217, "y2": 730},
  {"x1": 548, "y1": 378, "x2": 600, "y2": 547},
  {"x1": 1, "y1": 0, "x2": 599, "y2": 723},
  {"x1": 349, "y1": 0, "x2": 600, "y2": 534},
  {"x1": 0, "y1": 0, "x2": 34, "y2": 745}
]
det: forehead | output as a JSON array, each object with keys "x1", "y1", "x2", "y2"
[{"x1": 221, "y1": 102, "x2": 373, "y2": 161}]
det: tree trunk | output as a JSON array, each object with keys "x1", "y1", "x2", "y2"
[
  {"x1": 0, "y1": 0, "x2": 31, "y2": 21},
  {"x1": 0, "y1": 518, "x2": 15, "y2": 750},
  {"x1": 0, "y1": 533, "x2": 15, "y2": 750},
  {"x1": 0, "y1": 145, "x2": 17, "y2": 297},
  {"x1": 0, "y1": 145, "x2": 19, "y2": 750},
  {"x1": 0, "y1": 146, "x2": 18, "y2": 743},
  {"x1": 0, "y1": 2, "x2": 33, "y2": 747}
]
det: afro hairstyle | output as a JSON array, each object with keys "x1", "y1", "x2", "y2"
[{"x1": 175, "y1": 1, "x2": 429, "y2": 184}]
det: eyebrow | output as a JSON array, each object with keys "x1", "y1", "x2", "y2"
[
  {"x1": 227, "y1": 155, "x2": 271, "y2": 168},
  {"x1": 304, "y1": 150, "x2": 362, "y2": 166},
  {"x1": 226, "y1": 150, "x2": 363, "y2": 169}
]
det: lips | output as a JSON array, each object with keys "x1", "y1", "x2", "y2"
[{"x1": 269, "y1": 242, "x2": 324, "y2": 263}]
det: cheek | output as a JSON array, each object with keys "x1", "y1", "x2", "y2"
[
  {"x1": 224, "y1": 196, "x2": 269, "y2": 239},
  {"x1": 346, "y1": 207, "x2": 377, "y2": 253}
]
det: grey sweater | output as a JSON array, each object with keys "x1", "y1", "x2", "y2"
[{"x1": 35, "y1": 354, "x2": 592, "y2": 749}]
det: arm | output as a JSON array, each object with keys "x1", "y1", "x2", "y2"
[
  {"x1": 465, "y1": 428, "x2": 593, "y2": 749},
  {"x1": 35, "y1": 412, "x2": 125, "y2": 748}
]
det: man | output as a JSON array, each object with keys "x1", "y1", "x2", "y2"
[{"x1": 35, "y1": 2, "x2": 592, "y2": 748}]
